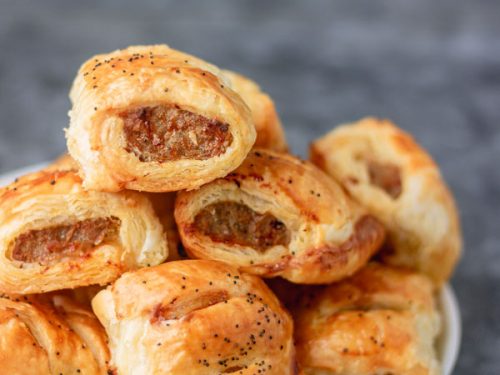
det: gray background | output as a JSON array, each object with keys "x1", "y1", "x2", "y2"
[{"x1": 1, "y1": 1, "x2": 499, "y2": 373}]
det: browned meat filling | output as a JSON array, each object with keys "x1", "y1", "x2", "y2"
[
  {"x1": 367, "y1": 160, "x2": 402, "y2": 198},
  {"x1": 193, "y1": 201, "x2": 290, "y2": 251},
  {"x1": 121, "y1": 105, "x2": 233, "y2": 162},
  {"x1": 11, "y1": 217, "x2": 121, "y2": 265}
]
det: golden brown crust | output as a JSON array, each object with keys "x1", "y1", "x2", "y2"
[
  {"x1": 175, "y1": 149, "x2": 385, "y2": 284},
  {"x1": 92, "y1": 260, "x2": 295, "y2": 375},
  {"x1": 67, "y1": 45, "x2": 256, "y2": 192},
  {"x1": 293, "y1": 263, "x2": 441, "y2": 375},
  {"x1": 0, "y1": 168, "x2": 168, "y2": 294},
  {"x1": 223, "y1": 70, "x2": 287, "y2": 152},
  {"x1": 0, "y1": 292, "x2": 111, "y2": 375},
  {"x1": 310, "y1": 117, "x2": 462, "y2": 286}
]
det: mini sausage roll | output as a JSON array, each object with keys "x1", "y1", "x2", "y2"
[
  {"x1": 293, "y1": 263, "x2": 441, "y2": 375},
  {"x1": 0, "y1": 168, "x2": 167, "y2": 294},
  {"x1": 175, "y1": 149, "x2": 385, "y2": 284},
  {"x1": 67, "y1": 45, "x2": 256, "y2": 192},
  {"x1": 0, "y1": 292, "x2": 111, "y2": 375},
  {"x1": 92, "y1": 260, "x2": 295, "y2": 375},
  {"x1": 223, "y1": 70, "x2": 288, "y2": 152},
  {"x1": 310, "y1": 117, "x2": 461, "y2": 286}
]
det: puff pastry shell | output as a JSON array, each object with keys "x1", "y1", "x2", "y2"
[
  {"x1": 293, "y1": 263, "x2": 441, "y2": 375},
  {"x1": 92, "y1": 260, "x2": 295, "y2": 375},
  {"x1": 310, "y1": 117, "x2": 461, "y2": 286},
  {"x1": 67, "y1": 45, "x2": 256, "y2": 192},
  {"x1": 0, "y1": 292, "x2": 111, "y2": 375},
  {"x1": 175, "y1": 149, "x2": 385, "y2": 284},
  {"x1": 0, "y1": 168, "x2": 167, "y2": 294},
  {"x1": 223, "y1": 70, "x2": 287, "y2": 152}
]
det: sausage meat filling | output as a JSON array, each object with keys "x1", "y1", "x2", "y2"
[
  {"x1": 121, "y1": 105, "x2": 233, "y2": 162},
  {"x1": 193, "y1": 201, "x2": 290, "y2": 251},
  {"x1": 367, "y1": 160, "x2": 402, "y2": 199},
  {"x1": 11, "y1": 217, "x2": 121, "y2": 265}
]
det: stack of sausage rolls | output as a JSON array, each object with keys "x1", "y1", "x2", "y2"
[{"x1": 0, "y1": 45, "x2": 461, "y2": 375}]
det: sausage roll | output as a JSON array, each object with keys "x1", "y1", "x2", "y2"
[
  {"x1": 293, "y1": 263, "x2": 441, "y2": 375},
  {"x1": 67, "y1": 44, "x2": 256, "y2": 192},
  {"x1": 310, "y1": 117, "x2": 461, "y2": 286},
  {"x1": 92, "y1": 260, "x2": 295, "y2": 375},
  {"x1": 0, "y1": 292, "x2": 111, "y2": 375},
  {"x1": 0, "y1": 168, "x2": 167, "y2": 294},
  {"x1": 175, "y1": 149, "x2": 385, "y2": 284},
  {"x1": 223, "y1": 70, "x2": 287, "y2": 152}
]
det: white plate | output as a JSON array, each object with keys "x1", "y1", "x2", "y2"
[
  {"x1": 439, "y1": 284, "x2": 461, "y2": 374},
  {"x1": 0, "y1": 163, "x2": 461, "y2": 374}
]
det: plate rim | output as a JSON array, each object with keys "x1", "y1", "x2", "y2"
[{"x1": 440, "y1": 284, "x2": 462, "y2": 375}]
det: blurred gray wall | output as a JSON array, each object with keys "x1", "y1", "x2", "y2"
[{"x1": 1, "y1": 1, "x2": 499, "y2": 373}]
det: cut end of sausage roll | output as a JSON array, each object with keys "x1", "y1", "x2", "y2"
[
  {"x1": 121, "y1": 104, "x2": 233, "y2": 162},
  {"x1": 92, "y1": 260, "x2": 295, "y2": 375},
  {"x1": 175, "y1": 149, "x2": 386, "y2": 284},
  {"x1": 193, "y1": 201, "x2": 291, "y2": 251},
  {"x1": 223, "y1": 70, "x2": 288, "y2": 152},
  {"x1": 9, "y1": 216, "x2": 121, "y2": 266},
  {"x1": 67, "y1": 44, "x2": 256, "y2": 192},
  {"x1": 0, "y1": 168, "x2": 168, "y2": 294},
  {"x1": 0, "y1": 292, "x2": 111, "y2": 375},
  {"x1": 309, "y1": 117, "x2": 462, "y2": 287},
  {"x1": 293, "y1": 263, "x2": 441, "y2": 375}
]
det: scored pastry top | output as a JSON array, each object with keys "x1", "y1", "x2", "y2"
[{"x1": 92, "y1": 260, "x2": 295, "y2": 375}]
